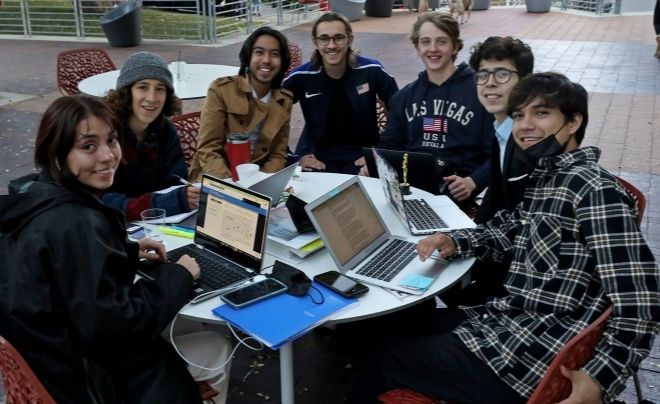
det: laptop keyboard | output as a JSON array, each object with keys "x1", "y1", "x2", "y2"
[
  {"x1": 405, "y1": 198, "x2": 448, "y2": 230},
  {"x1": 356, "y1": 239, "x2": 417, "y2": 282},
  {"x1": 168, "y1": 245, "x2": 249, "y2": 290}
]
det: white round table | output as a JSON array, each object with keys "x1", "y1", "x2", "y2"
[
  {"x1": 167, "y1": 172, "x2": 476, "y2": 404},
  {"x1": 78, "y1": 63, "x2": 239, "y2": 99}
]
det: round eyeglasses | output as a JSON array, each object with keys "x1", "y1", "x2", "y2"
[
  {"x1": 314, "y1": 34, "x2": 348, "y2": 47},
  {"x1": 475, "y1": 68, "x2": 518, "y2": 85}
]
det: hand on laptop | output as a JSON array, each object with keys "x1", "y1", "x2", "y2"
[
  {"x1": 443, "y1": 175, "x2": 476, "y2": 202},
  {"x1": 358, "y1": 164, "x2": 370, "y2": 176},
  {"x1": 416, "y1": 233, "x2": 456, "y2": 261},
  {"x1": 300, "y1": 154, "x2": 326, "y2": 171},
  {"x1": 137, "y1": 238, "x2": 167, "y2": 261},
  {"x1": 175, "y1": 254, "x2": 200, "y2": 280}
]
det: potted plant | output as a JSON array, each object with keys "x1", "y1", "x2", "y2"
[{"x1": 525, "y1": 0, "x2": 551, "y2": 12}]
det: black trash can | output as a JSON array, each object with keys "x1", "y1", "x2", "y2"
[
  {"x1": 101, "y1": 0, "x2": 142, "y2": 47},
  {"x1": 365, "y1": 0, "x2": 393, "y2": 17}
]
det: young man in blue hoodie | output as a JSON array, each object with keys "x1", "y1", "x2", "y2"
[
  {"x1": 378, "y1": 12, "x2": 493, "y2": 209},
  {"x1": 282, "y1": 12, "x2": 399, "y2": 174}
]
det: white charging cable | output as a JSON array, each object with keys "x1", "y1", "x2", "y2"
[{"x1": 168, "y1": 288, "x2": 265, "y2": 372}]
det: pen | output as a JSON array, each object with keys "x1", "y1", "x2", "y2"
[{"x1": 175, "y1": 175, "x2": 192, "y2": 187}]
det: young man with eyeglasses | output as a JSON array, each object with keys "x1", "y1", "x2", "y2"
[
  {"x1": 349, "y1": 72, "x2": 659, "y2": 404},
  {"x1": 377, "y1": 12, "x2": 493, "y2": 211},
  {"x1": 470, "y1": 36, "x2": 534, "y2": 225},
  {"x1": 437, "y1": 36, "x2": 535, "y2": 307},
  {"x1": 282, "y1": 12, "x2": 399, "y2": 174}
]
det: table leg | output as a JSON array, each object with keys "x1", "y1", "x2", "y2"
[{"x1": 280, "y1": 342, "x2": 295, "y2": 404}]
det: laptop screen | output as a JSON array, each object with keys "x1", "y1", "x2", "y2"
[
  {"x1": 373, "y1": 149, "x2": 408, "y2": 224},
  {"x1": 307, "y1": 180, "x2": 387, "y2": 266},
  {"x1": 196, "y1": 175, "x2": 271, "y2": 265}
]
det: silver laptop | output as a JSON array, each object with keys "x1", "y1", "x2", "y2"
[
  {"x1": 249, "y1": 162, "x2": 299, "y2": 206},
  {"x1": 372, "y1": 149, "x2": 450, "y2": 235},
  {"x1": 177, "y1": 163, "x2": 298, "y2": 230},
  {"x1": 304, "y1": 176, "x2": 446, "y2": 295},
  {"x1": 140, "y1": 174, "x2": 272, "y2": 302}
]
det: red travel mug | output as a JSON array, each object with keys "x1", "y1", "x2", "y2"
[{"x1": 226, "y1": 133, "x2": 251, "y2": 181}]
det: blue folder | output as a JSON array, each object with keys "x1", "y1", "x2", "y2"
[{"x1": 212, "y1": 282, "x2": 359, "y2": 349}]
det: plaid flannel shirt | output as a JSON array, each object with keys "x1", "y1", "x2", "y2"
[{"x1": 450, "y1": 146, "x2": 659, "y2": 402}]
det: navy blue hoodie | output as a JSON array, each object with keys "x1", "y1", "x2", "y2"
[{"x1": 379, "y1": 62, "x2": 494, "y2": 190}]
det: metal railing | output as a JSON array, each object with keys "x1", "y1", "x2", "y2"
[
  {"x1": 0, "y1": 0, "x2": 624, "y2": 42},
  {"x1": 0, "y1": 0, "x2": 324, "y2": 42}
]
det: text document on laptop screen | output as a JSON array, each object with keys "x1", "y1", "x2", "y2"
[
  {"x1": 308, "y1": 181, "x2": 387, "y2": 266},
  {"x1": 197, "y1": 175, "x2": 270, "y2": 261}
]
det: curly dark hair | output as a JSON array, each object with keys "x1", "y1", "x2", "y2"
[
  {"x1": 468, "y1": 36, "x2": 534, "y2": 78},
  {"x1": 104, "y1": 85, "x2": 182, "y2": 133}
]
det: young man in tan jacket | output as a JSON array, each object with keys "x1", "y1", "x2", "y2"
[{"x1": 189, "y1": 26, "x2": 293, "y2": 181}]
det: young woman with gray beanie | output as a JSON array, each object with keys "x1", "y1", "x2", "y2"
[{"x1": 103, "y1": 51, "x2": 200, "y2": 221}]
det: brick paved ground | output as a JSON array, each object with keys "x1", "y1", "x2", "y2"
[{"x1": 0, "y1": 6, "x2": 658, "y2": 404}]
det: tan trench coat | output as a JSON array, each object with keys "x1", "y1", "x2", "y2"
[{"x1": 189, "y1": 75, "x2": 293, "y2": 181}]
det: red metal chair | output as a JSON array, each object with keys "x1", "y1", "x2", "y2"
[
  {"x1": 0, "y1": 335, "x2": 56, "y2": 404},
  {"x1": 56, "y1": 48, "x2": 117, "y2": 96},
  {"x1": 527, "y1": 306, "x2": 613, "y2": 404},
  {"x1": 615, "y1": 176, "x2": 646, "y2": 223},
  {"x1": 286, "y1": 41, "x2": 303, "y2": 77},
  {"x1": 378, "y1": 388, "x2": 444, "y2": 403},
  {"x1": 170, "y1": 111, "x2": 201, "y2": 169}
]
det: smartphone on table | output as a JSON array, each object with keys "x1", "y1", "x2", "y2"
[
  {"x1": 220, "y1": 278, "x2": 287, "y2": 309},
  {"x1": 314, "y1": 271, "x2": 369, "y2": 298}
]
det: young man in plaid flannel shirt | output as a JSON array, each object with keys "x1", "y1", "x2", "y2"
[{"x1": 348, "y1": 72, "x2": 659, "y2": 404}]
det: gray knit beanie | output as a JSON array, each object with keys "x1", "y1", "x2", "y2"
[{"x1": 116, "y1": 51, "x2": 173, "y2": 91}]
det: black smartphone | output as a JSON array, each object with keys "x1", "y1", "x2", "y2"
[
  {"x1": 220, "y1": 278, "x2": 287, "y2": 309},
  {"x1": 314, "y1": 271, "x2": 369, "y2": 298},
  {"x1": 127, "y1": 224, "x2": 146, "y2": 240}
]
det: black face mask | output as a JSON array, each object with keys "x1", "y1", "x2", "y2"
[
  {"x1": 509, "y1": 120, "x2": 570, "y2": 176},
  {"x1": 516, "y1": 134, "x2": 565, "y2": 166}
]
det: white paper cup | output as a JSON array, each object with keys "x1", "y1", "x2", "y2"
[
  {"x1": 236, "y1": 163, "x2": 260, "y2": 185},
  {"x1": 140, "y1": 208, "x2": 166, "y2": 242}
]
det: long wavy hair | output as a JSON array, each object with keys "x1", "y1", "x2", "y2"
[
  {"x1": 238, "y1": 26, "x2": 291, "y2": 89},
  {"x1": 310, "y1": 12, "x2": 358, "y2": 69}
]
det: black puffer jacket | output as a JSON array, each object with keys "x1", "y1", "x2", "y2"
[{"x1": 0, "y1": 173, "x2": 200, "y2": 403}]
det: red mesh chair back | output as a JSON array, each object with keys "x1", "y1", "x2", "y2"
[
  {"x1": 171, "y1": 111, "x2": 201, "y2": 168},
  {"x1": 615, "y1": 176, "x2": 646, "y2": 223},
  {"x1": 57, "y1": 48, "x2": 116, "y2": 96},
  {"x1": 378, "y1": 388, "x2": 444, "y2": 403},
  {"x1": 286, "y1": 42, "x2": 303, "y2": 77},
  {"x1": 527, "y1": 306, "x2": 613, "y2": 404},
  {"x1": 0, "y1": 335, "x2": 56, "y2": 404}
]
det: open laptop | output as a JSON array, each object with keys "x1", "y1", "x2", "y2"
[
  {"x1": 177, "y1": 163, "x2": 298, "y2": 230},
  {"x1": 248, "y1": 162, "x2": 299, "y2": 206},
  {"x1": 362, "y1": 147, "x2": 452, "y2": 195},
  {"x1": 304, "y1": 176, "x2": 446, "y2": 295},
  {"x1": 372, "y1": 148, "x2": 450, "y2": 235},
  {"x1": 139, "y1": 174, "x2": 271, "y2": 302}
]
